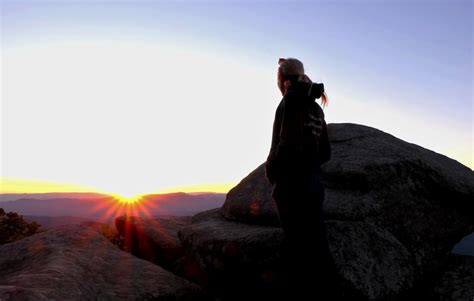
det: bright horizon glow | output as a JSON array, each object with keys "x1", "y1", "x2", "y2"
[
  {"x1": 0, "y1": 177, "x2": 234, "y2": 197},
  {"x1": 111, "y1": 193, "x2": 145, "y2": 204},
  {"x1": 1, "y1": 1, "x2": 472, "y2": 196},
  {"x1": 0, "y1": 177, "x2": 110, "y2": 194}
]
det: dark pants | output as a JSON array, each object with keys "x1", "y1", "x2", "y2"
[{"x1": 272, "y1": 171, "x2": 338, "y2": 299}]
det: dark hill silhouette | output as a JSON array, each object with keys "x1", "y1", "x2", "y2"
[
  {"x1": 0, "y1": 192, "x2": 110, "y2": 202},
  {"x1": 1, "y1": 192, "x2": 225, "y2": 223}
]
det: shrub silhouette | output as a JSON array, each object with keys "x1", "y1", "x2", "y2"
[{"x1": 0, "y1": 208, "x2": 41, "y2": 245}]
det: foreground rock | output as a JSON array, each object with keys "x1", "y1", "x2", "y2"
[
  {"x1": 179, "y1": 208, "x2": 415, "y2": 299},
  {"x1": 432, "y1": 255, "x2": 474, "y2": 300},
  {"x1": 179, "y1": 209, "x2": 283, "y2": 293},
  {"x1": 115, "y1": 215, "x2": 191, "y2": 269},
  {"x1": 184, "y1": 123, "x2": 473, "y2": 300},
  {"x1": 0, "y1": 224, "x2": 205, "y2": 300}
]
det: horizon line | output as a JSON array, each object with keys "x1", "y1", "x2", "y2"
[{"x1": 0, "y1": 177, "x2": 235, "y2": 197}]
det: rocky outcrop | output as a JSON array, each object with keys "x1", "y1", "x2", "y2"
[
  {"x1": 432, "y1": 255, "x2": 474, "y2": 301},
  {"x1": 182, "y1": 123, "x2": 473, "y2": 300},
  {"x1": 0, "y1": 224, "x2": 205, "y2": 300},
  {"x1": 115, "y1": 215, "x2": 191, "y2": 269},
  {"x1": 223, "y1": 124, "x2": 473, "y2": 272},
  {"x1": 179, "y1": 208, "x2": 416, "y2": 299},
  {"x1": 222, "y1": 164, "x2": 276, "y2": 225},
  {"x1": 179, "y1": 209, "x2": 284, "y2": 292}
]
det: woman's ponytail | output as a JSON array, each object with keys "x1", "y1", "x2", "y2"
[
  {"x1": 320, "y1": 92, "x2": 328, "y2": 108},
  {"x1": 299, "y1": 73, "x2": 329, "y2": 108}
]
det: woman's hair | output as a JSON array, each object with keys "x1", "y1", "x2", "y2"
[{"x1": 278, "y1": 57, "x2": 328, "y2": 107}]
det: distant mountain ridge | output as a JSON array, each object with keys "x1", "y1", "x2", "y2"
[
  {"x1": 0, "y1": 192, "x2": 110, "y2": 202},
  {"x1": 0, "y1": 192, "x2": 226, "y2": 223}
]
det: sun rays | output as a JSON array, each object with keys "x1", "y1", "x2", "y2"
[
  {"x1": 113, "y1": 194, "x2": 145, "y2": 204},
  {"x1": 86, "y1": 194, "x2": 159, "y2": 224}
]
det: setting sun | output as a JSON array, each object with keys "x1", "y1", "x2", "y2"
[{"x1": 112, "y1": 194, "x2": 145, "y2": 204}]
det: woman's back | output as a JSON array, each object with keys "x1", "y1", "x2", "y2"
[{"x1": 267, "y1": 79, "x2": 330, "y2": 183}]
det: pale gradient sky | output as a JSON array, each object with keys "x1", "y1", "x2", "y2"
[{"x1": 1, "y1": 0, "x2": 472, "y2": 196}]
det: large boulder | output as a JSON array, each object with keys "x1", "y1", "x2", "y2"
[
  {"x1": 223, "y1": 123, "x2": 474, "y2": 275},
  {"x1": 179, "y1": 208, "x2": 416, "y2": 300},
  {"x1": 181, "y1": 123, "x2": 473, "y2": 299},
  {"x1": 0, "y1": 224, "x2": 205, "y2": 300},
  {"x1": 115, "y1": 215, "x2": 191, "y2": 269}
]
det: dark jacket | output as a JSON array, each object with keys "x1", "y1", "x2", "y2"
[{"x1": 265, "y1": 79, "x2": 330, "y2": 185}]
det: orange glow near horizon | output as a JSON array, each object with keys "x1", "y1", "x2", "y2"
[
  {"x1": 0, "y1": 177, "x2": 108, "y2": 194},
  {"x1": 85, "y1": 194, "x2": 155, "y2": 222},
  {"x1": 111, "y1": 194, "x2": 146, "y2": 204},
  {"x1": 0, "y1": 177, "x2": 234, "y2": 196}
]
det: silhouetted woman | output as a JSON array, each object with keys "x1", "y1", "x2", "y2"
[{"x1": 265, "y1": 57, "x2": 337, "y2": 298}]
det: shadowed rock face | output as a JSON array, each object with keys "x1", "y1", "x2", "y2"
[
  {"x1": 115, "y1": 215, "x2": 191, "y2": 269},
  {"x1": 222, "y1": 164, "x2": 276, "y2": 225},
  {"x1": 182, "y1": 123, "x2": 473, "y2": 300},
  {"x1": 432, "y1": 255, "x2": 474, "y2": 300},
  {"x1": 0, "y1": 224, "x2": 205, "y2": 301},
  {"x1": 179, "y1": 209, "x2": 416, "y2": 300},
  {"x1": 326, "y1": 220, "x2": 414, "y2": 299},
  {"x1": 179, "y1": 209, "x2": 285, "y2": 299},
  {"x1": 223, "y1": 123, "x2": 474, "y2": 274}
]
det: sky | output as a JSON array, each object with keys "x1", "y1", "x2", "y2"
[{"x1": 1, "y1": 0, "x2": 472, "y2": 197}]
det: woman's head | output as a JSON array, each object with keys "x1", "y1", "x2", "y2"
[{"x1": 277, "y1": 57, "x2": 328, "y2": 107}]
